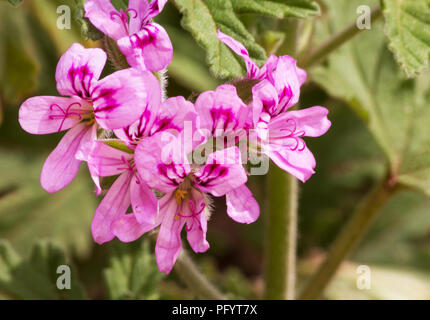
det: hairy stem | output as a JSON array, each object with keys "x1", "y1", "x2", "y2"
[
  {"x1": 103, "y1": 36, "x2": 130, "y2": 70},
  {"x1": 264, "y1": 166, "x2": 298, "y2": 300},
  {"x1": 299, "y1": 178, "x2": 400, "y2": 300},
  {"x1": 300, "y1": 6, "x2": 382, "y2": 69},
  {"x1": 263, "y1": 19, "x2": 302, "y2": 301},
  {"x1": 174, "y1": 249, "x2": 226, "y2": 300}
]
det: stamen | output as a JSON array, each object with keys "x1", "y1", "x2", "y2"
[
  {"x1": 116, "y1": 156, "x2": 135, "y2": 172},
  {"x1": 176, "y1": 199, "x2": 205, "y2": 232},
  {"x1": 270, "y1": 118, "x2": 306, "y2": 151},
  {"x1": 110, "y1": 8, "x2": 138, "y2": 35},
  {"x1": 48, "y1": 102, "x2": 83, "y2": 132},
  {"x1": 175, "y1": 189, "x2": 188, "y2": 204}
]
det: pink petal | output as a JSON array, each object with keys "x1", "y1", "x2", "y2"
[
  {"x1": 91, "y1": 171, "x2": 133, "y2": 244},
  {"x1": 272, "y1": 107, "x2": 331, "y2": 137},
  {"x1": 226, "y1": 185, "x2": 260, "y2": 224},
  {"x1": 251, "y1": 80, "x2": 279, "y2": 125},
  {"x1": 87, "y1": 141, "x2": 134, "y2": 177},
  {"x1": 185, "y1": 189, "x2": 210, "y2": 253},
  {"x1": 19, "y1": 96, "x2": 91, "y2": 134},
  {"x1": 114, "y1": 103, "x2": 161, "y2": 147},
  {"x1": 84, "y1": 0, "x2": 127, "y2": 40},
  {"x1": 195, "y1": 84, "x2": 251, "y2": 139},
  {"x1": 128, "y1": 0, "x2": 168, "y2": 33},
  {"x1": 217, "y1": 30, "x2": 259, "y2": 77},
  {"x1": 258, "y1": 54, "x2": 279, "y2": 81},
  {"x1": 273, "y1": 56, "x2": 303, "y2": 113},
  {"x1": 56, "y1": 43, "x2": 107, "y2": 99},
  {"x1": 130, "y1": 174, "x2": 157, "y2": 225},
  {"x1": 194, "y1": 147, "x2": 247, "y2": 196},
  {"x1": 155, "y1": 193, "x2": 186, "y2": 274},
  {"x1": 92, "y1": 69, "x2": 161, "y2": 130},
  {"x1": 75, "y1": 124, "x2": 102, "y2": 195},
  {"x1": 128, "y1": 0, "x2": 150, "y2": 34},
  {"x1": 40, "y1": 123, "x2": 93, "y2": 193},
  {"x1": 268, "y1": 146, "x2": 316, "y2": 182},
  {"x1": 135, "y1": 132, "x2": 190, "y2": 193},
  {"x1": 111, "y1": 213, "x2": 156, "y2": 243},
  {"x1": 117, "y1": 23, "x2": 173, "y2": 71},
  {"x1": 150, "y1": 96, "x2": 197, "y2": 136}
]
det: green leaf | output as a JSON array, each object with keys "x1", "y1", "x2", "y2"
[
  {"x1": 0, "y1": 240, "x2": 86, "y2": 299},
  {"x1": 311, "y1": 0, "x2": 430, "y2": 196},
  {"x1": 356, "y1": 190, "x2": 430, "y2": 268},
  {"x1": 231, "y1": 0, "x2": 320, "y2": 19},
  {"x1": 103, "y1": 240, "x2": 165, "y2": 300},
  {"x1": 382, "y1": 0, "x2": 430, "y2": 77},
  {"x1": 173, "y1": 0, "x2": 267, "y2": 78},
  {"x1": 0, "y1": 148, "x2": 96, "y2": 258},
  {"x1": 102, "y1": 139, "x2": 134, "y2": 154}
]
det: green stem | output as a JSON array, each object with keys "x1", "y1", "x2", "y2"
[
  {"x1": 299, "y1": 178, "x2": 400, "y2": 300},
  {"x1": 277, "y1": 18, "x2": 303, "y2": 56},
  {"x1": 300, "y1": 6, "x2": 382, "y2": 69},
  {"x1": 264, "y1": 166, "x2": 298, "y2": 300},
  {"x1": 174, "y1": 249, "x2": 226, "y2": 300},
  {"x1": 263, "y1": 19, "x2": 302, "y2": 301}
]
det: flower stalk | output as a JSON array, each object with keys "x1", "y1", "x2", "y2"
[
  {"x1": 300, "y1": 6, "x2": 382, "y2": 69},
  {"x1": 299, "y1": 177, "x2": 401, "y2": 300},
  {"x1": 174, "y1": 249, "x2": 226, "y2": 300},
  {"x1": 264, "y1": 166, "x2": 298, "y2": 299},
  {"x1": 264, "y1": 19, "x2": 301, "y2": 300}
]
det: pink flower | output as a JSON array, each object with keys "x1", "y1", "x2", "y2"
[
  {"x1": 217, "y1": 30, "x2": 306, "y2": 117},
  {"x1": 112, "y1": 132, "x2": 250, "y2": 273},
  {"x1": 194, "y1": 84, "x2": 260, "y2": 224},
  {"x1": 18, "y1": 43, "x2": 159, "y2": 193},
  {"x1": 88, "y1": 96, "x2": 198, "y2": 245},
  {"x1": 195, "y1": 84, "x2": 252, "y2": 143},
  {"x1": 252, "y1": 81, "x2": 331, "y2": 182},
  {"x1": 256, "y1": 101, "x2": 331, "y2": 182},
  {"x1": 217, "y1": 30, "x2": 331, "y2": 182},
  {"x1": 85, "y1": 0, "x2": 172, "y2": 71}
]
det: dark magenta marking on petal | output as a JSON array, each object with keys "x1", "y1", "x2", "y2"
[
  {"x1": 262, "y1": 98, "x2": 277, "y2": 116},
  {"x1": 122, "y1": 107, "x2": 152, "y2": 143},
  {"x1": 193, "y1": 164, "x2": 228, "y2": 188},
  {"x1": 157, "y1": 163, "x2": 186, "y2": 186},
  {"x1": 140, "y1": 1, "x2": 160, "y2": 27},
  {"x1": 92, "y1": 88, "x2": 120, "y2": 117},
  {"x1": 67, "y1": 64, "x2": 93, "y2": 99},
  {"x1": 277, "y1": 85, "x2": 293, "y2": 114},
  {"x1": 130, "y1": 24, "x2": 158, "y2": 50},
  {"x1": 209, "y1": 107, "x2": 239, "y2": 134},
  {"x1": 150, "y1": 116, "x2": 181, "y2": 136}
]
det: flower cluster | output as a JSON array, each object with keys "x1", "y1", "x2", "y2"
[{"x1": 18, "y1": 1, "x2": 331, "y2": 273}]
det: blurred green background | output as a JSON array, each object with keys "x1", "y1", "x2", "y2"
[{"x1": 1, "y1": 0, "x2": 430, "y2": 300}]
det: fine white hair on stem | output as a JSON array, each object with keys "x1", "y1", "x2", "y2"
[
  {"x1": 203, "y1": 193, "x2": 215, "y2": 221},
  {"x1": 155, "y1": 68, "x2": 168, "y2": 102}
]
